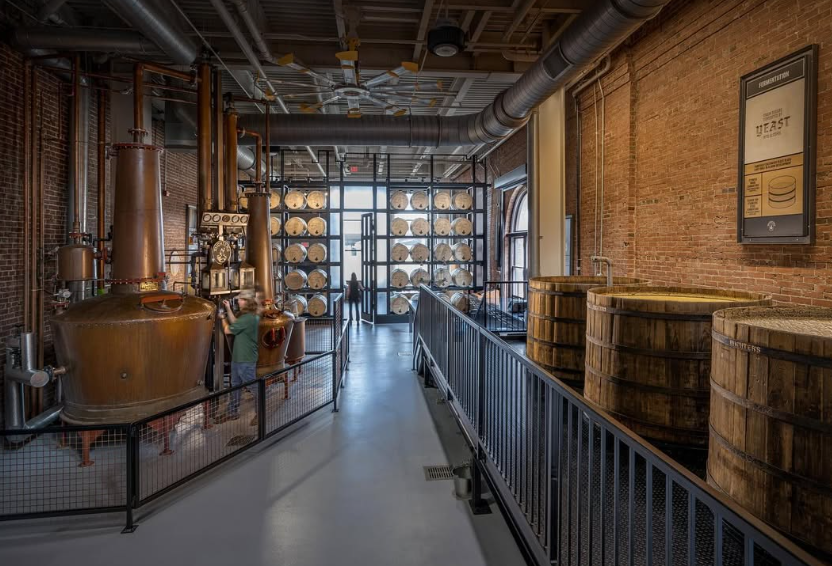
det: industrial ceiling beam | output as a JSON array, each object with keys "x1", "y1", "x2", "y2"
[
  {"x1": 412, "y1": 0, "x2": 436, "y2": 61},
  {"x1": 502, "y1": 0, "x2": 537, "y2": 42}
]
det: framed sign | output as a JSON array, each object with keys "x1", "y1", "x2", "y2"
[{"x1": 738, "y1": 45, "x2": 817, "y2": 244}]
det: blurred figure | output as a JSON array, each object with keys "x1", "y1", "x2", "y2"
[
  {"x1": 345, "y1": 272, "x2": 364, "y2": 322},
  {"x1": 217, "y1": 288, "x2": 260, "y2": 422}
]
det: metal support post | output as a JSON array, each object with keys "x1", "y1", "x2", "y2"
[
  {"x1": 332, "y1": 351, "x2": 339, "y2": 412},
  {"x1": 122, "y1": 425, "x2": 139, "y2": 533},
  {"x1": 257, "y1": 378, "x2": 266, "y2": 440},
  {"x1": 469, "y1": 329, "x2": 491, "y2": 515}
]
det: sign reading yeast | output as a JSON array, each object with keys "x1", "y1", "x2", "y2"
[{"x1": 738, "y1": 46, "x2": 817, "y2": 244}]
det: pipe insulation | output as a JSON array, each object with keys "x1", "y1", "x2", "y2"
[
  {"x1": 102, "y1": 0, "x2": 198, "y2": 65},
  {"x1": 8, "y1": 28, "x2": 159, "y2": 56},
  {"x1": 237, "y1": 0, "x2": 670, "y2": 146}
]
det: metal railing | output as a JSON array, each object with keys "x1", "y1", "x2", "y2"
[
  {"x1": 474, "y1": 281, "x2": 528, "y2": 335},
  {"x1": 415, "y1": 285, "x2": 822, "y2": 566},
  {"x1": 1, "y1": 320, "x2": 350, "y2": 532}
]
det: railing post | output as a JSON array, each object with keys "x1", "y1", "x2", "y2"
[
  {"x1": 469, "y1": 328, "x2": 491, "y2": 515},
  {"x1": 332, "y1": 350, "x2": 339, "y2": 413},
  {"x1": 122, "y1": 425, "x2": 139, "y2": 533},
  {"x1": 257, "y1": 377, "x2": 266, "y2": 440}
]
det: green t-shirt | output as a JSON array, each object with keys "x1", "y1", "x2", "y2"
[{"x1": 230, "y1": 313, "x2": 259, "y2": 363}]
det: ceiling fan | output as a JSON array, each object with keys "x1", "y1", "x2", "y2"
[{"x1": 277, "y1": 39, "x2": 444, "y2": 118}]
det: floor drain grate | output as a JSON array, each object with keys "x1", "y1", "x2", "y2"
[{"x1": 423, "y1": 465, "x2": 455, "y2": 481}]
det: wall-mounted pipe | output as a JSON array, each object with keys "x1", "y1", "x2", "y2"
[
  {"x1": 237, "y1": 0, "x2": 671, "y2": 147},
  {"x1": 102, "y1": 0, "x2": 198, "y2": 65},
  {"x1": 70, "y1": 55, "x2": 82, "y2": 237}
]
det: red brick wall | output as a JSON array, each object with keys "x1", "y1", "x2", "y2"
[
  {"x1": 566, "y1": 0, "x2": 832, "y2": 306},
  {"x1": 0, "y1": 43, "x2": 198, "y2": 425}
]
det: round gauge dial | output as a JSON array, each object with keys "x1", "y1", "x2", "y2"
[
  {"x1": 307, "y1": 243, "x2": 328, "y2": 263},
  {"x1": 286, "y1": 294, "x2": 308, "y2": 316},
  {"x1": 270, "y1": 216, "x2": 281, "y2": 236},
  {"x1": 390, "y1": 217, "x2": 409, "y2": 236},
  {"x1": 307, "y1": 217, "x2": 327, "y2": 236},
  {"x1": 211, "y1": 213, "x2": 222, "y2": 223},
  {"x1": 285, "y1": 190, "x2": 307, "y2": 210},
  {"x1": 452, "y1": 242, "x2": 472, "y2": 262},
  {"x1": 433, "y1": 243, "x2": 452, "y2": 263},
  {"x1": 307, "y1": 294, "x2": 328, "y2": 317},
  {"x1": 269, "y1": 190, "x2": 281, "y2": 210},
  {"x1": 307, "y1": 190, "x2": 327, "y2": 210},
  {"x1": 433, "y1": 191, "x2": 452, "y2": 210},
  {"x1": 450, "y1": 292, "x2": 469, "y2": 313},
  {"x1": 284, "y1": 243, "x2": 307, "y2": 264},
  {"x1": 390, "y1": 293, "x2": 410, "y2": 315},
  {"x1": 452, "y1": 268, "x2": 473, "y2": 287},
  {"x1": 389, "y1": 190, "x2": 408, "y2": 210},
  {"x1": 410, "y1": 243, "x2": 429, "y2": 262},
  {"x1": 451, "y1": 217, "x2": 472, "y2": 236},
  {"x1": 390, "y1": 243, "x2": 410, "y2": 262},
  {"x1": 308, "y1": 268, "x2": 328, "y2": 290},
  {"x1": 410, "y1": 190, "x2": 429, "y2": 210},
  {"x1": 202, "y1": 213, "x2": 213, "y2": 223},
  {"x1": 210, "y1": 240, "x2": 232, "y2": 265},
  {"x1": 411, "y1": 217, "x2": 430, "y2": 236},
  {"x1": 433, "y1": 217, "x2": 452, "y2": 236},
  {"x1": 452, "y1": 191, "x2": 473, "y2": 210},
  {"x1": 433, "y1": 267, "x2": 452, "y2": 288},
  {"x1": 285, "y1": 217, "x2": 308, "y2": 236},
  {"x1": 222, "y1": 215, "x2": 231, "y2": 223},
  {"x1": 285, "y1": 269, "x2": 308, "y2": 290},
  {"x1": 231, "y1": 215, "x2": 240, "y2": 223},
  {"x1": 390, "y1": 268, "x2": 410, "y2": 289},
  {"x1": 410, "y1": 268, "x2": 430, "y2": 287}
]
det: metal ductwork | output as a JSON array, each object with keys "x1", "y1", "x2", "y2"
[
  {"x1": 102, "y1": 0, "x2": 198, "y2": 65},
  {"x1": 238, "y1": 0, "x2": 670, "y2": 147},
  {"x1": 8, "y1": 28, "x2": 159, "y2": 56}
]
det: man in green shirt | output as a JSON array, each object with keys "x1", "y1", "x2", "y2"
[{"x1": 218, "y1": 288, "x2": 260, "y2": 421}]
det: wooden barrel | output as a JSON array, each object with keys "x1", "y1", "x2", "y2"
[
  {"x1": 708, "y1": 306, "x2": 832, "y2": 555},
  {"x1": 526, "y1": 276, "x2": 645, "y2": 390},
  {"x1": 584, "y1": 286, "x2": 771, "y2": 447}
]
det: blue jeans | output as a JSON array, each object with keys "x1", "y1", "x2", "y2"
[{"x1": 228, "y1": 362, "x2": 256, "y2": 417}]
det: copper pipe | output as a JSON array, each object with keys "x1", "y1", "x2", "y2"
[
  {"x1": 97, "y1": 87, "x2": 107, "y2": 291},
  {"x1": 37, "y1": 83, "x2": 46, "y2": 410},
  {"x1": 197, "y1": 62, "x2": 212, "y2": 214},
  {"x1": 213, "y1": 68, "x2": 225, "y2": 212},
  {"x1": 37, "y1": 66, "x2": 199, "y2": 95},
  {"x1": 140, "y1": 62, "x2": 195, "y2": 84},
  {"x1": 23, "y1": 61, "x2": 31, "y2": 333},
  {"x1": 71, "y1": 55, "x2": 81, "y2": 237},
  {"x1": 246, "y1": 194, "x2": 274, "y2": 301},
  {"x1": 237, "y1": 129, "x2": 262, "y2": 186},
  {"x1": 147, "y1": 95, "x2": 196, "y2": 104},
  {"x1": 31, "y1": 70, "x2": 40, "y2": 339},
  {"x1": 224, "y1": 108, "x2": 239, "y2": 211},
  {"x1": 132, "y1": 63, "x2": 145, "y2": 142},
  {"x1": 265, "y1": 102, "x2": 270, "y2": 191}
]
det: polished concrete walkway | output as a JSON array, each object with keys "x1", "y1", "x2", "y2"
[{"x1": 0, "y1": 324, "x2": 525, "y2": 566}]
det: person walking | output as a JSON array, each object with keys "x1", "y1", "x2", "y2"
[
  {"x1": 346, "y1": 272, "x2": 364, "y2": 322},
  {"x1": 218, "y1": 288, "x2": 260, "y2": 423}
]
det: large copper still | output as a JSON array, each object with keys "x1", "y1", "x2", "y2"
[{"x1": 53, "y1": 144, "x2": 215, "y2": 424}]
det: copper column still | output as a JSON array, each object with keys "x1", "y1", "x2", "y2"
[
  {"x1": 53, "y1": 75, "x2": 216, "y2": 423},
  {"x1": 246, "y1": 193, "x2": 295, "y2": 376}
]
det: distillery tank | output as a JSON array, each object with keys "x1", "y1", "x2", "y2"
[{"x1": 52, "y1": 144, "x2": 215, "y2": 424}]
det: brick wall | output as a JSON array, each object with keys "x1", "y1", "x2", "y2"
[
  {"x1": 567, "y1": 0, "x2": 832, "y2": 306},
  {"x1": 0, "y1": 43, "x2": 198, "y2": 425}
]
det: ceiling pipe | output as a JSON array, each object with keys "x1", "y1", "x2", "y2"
[
  {"x1": 102, "y1": 0, "x2": 198, "y2": 65},
  {"x1": 8, "y1": 28, "x2": 160, "y2": 56},
  {"x1": 238, "y1": 0, "x2": 671, "y2": 147},
  {"x1": 37, "y1": 0, "x2": 69, "y2": 21}
]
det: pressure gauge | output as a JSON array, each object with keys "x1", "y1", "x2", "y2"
[
  {"x1": 307, "y1": 190, "x2": 327, "y2": 210},
  {"x1": 410, "y1": 268, "x2": 430, "y2": 288},
  {"x1": 270, "y1": 216, "x2": 281, "y2": 236},
  {"x1": 308, "y1": 268, "x2": 328, "y2": 290},
  {"x1": 434, "y1": 217, "x2": 452, "y2": 236},
  {"x1": 307, "y1": 217, "x2": 327, "y2": 236},
  {"x1": 390, "y1": 217, "x2": 409, "y2": 236},
  {"x1": 390, "y1": 293, "x2": 410, "y2": 315},
  {"x1": 307, "y1": 243, "x2": 328, "y2": 263},
  {"x1": 451, "y1": 217, "x2": 472, "y2": 236},
  {"x1": 269, "y1": 190, "x2": 281, "y2": 210},
  {"x1": 410, "y1": 190, "x2": 429, "y2": 210},
  {"x1": 409, "y1": 243, "x2": 429, "y2": 262},
  {"x1": 411, "y1": 217, "x2": 430, "y2": 236},
  {"x1": 452, "y1": 191, "x2": 473, "y2": 210},
  {"x1": 231, "y1": 215, "x2": 240, "y2": 223},
  {"x1": 391, "y1": 243, "x2": 410, "y2": 262},
  {"x1": 286, "y1": 294, "x2": 308, "y2": 316},
  {"x1": 433, "y1": 267, "x2": 452, "y2": 288},
  {"x1": 202, "y1": 213, "x2": 213, "y2": 224},
  {"x1": 307, "y1": 294, "x2": 328, "y2": 317},
  {"x1": 389, "y1": 190, "x2": 408, "y2": 210},
  {"x1": 211, "y1": 213, "x2": 222, "y2": 223},
  {"x1": 452, "y1": 268, "x2": 473, "y2": 287},
  {"x1": 433, "y1": 242, "x2": 453, "y2": 263},
  {"x1": 210, "y1": 240, "x2": 232, "y2": 265},
  {"x1": 433, "y1": 190, "x2": 451, "y2": 210},
  {"x1": 390, "y1": 268, "x2": 410, "y2": 289},
  {"x1": 285, "y1": 269, "x2": 308, "y2": 290},
  {"x1": 285, "y1": 190, "x2": 307, "y2": 210},
  {"x1": 452, "y1": 242, "x2": 472, "y2": 262},
  {"x1": 284, "y1": 243, "x2": 307, "y2": 264},
  {"x1": 285, "y1": 217, "x2": 308, "y2": 236}
]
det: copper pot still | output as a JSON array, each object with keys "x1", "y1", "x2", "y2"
[
  {"x1": 285, "y1": 317, "x2": 306, "y2": 364},
  {"x1": 257, "y1": 307, "x2": 295, "y2": 377},
  {"x1": 52, "y1": 145, "x2": 216, "y2": 424}
]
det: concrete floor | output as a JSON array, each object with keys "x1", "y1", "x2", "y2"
[{"x1": 0, "y1": 324, "x2": 525, "y2": 566}]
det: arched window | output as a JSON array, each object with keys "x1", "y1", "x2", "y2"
[{"x1": 508, "y1": 191, "x2": 528, "y2": 287}]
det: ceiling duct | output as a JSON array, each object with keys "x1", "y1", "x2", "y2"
[
  {"x1": 8, "y1": 28, "x2": 159, "y2": 56},
  {"x1": 102, "y1": 0, "x2": 198, "y2": 65},
  {"x1": 238, "y1": 0, "x2": 671, "y2": 147}
]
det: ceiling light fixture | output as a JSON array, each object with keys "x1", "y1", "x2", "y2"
[{"x1": 428, "y1": 19, "x2": 465, "y2": 58}]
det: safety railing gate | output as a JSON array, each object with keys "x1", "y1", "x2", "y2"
[{"x1": 414, "y1": 285, "x2": 821, "y2": 566}]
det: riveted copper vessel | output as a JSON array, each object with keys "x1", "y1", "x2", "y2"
[{"x1": 53, "y1": 144, "x2": 216, "y2": 424}]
